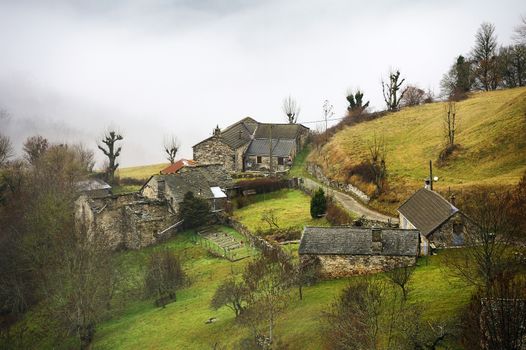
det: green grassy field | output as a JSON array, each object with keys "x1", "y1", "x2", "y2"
[
  {"x1": 309, "y1": 88, "x2": 526, "y2": 213},
  {"x1": 233, "y1": 189, "x2": 329, "y2": 232},
  {"x1": 89, "y1": 230, "x2": 472, "y2": 350},
  {"x1": 116, "y1": 163, "x2": 169, "y2": 180}
]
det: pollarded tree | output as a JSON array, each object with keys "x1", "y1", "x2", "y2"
[
  {"x1": 346, "y1": 89, "x2": 370, "y2": 113},
  {"x1": 282, "y1": 95, "x2": 300, "y2": 124},
  {"x1": 472, "y1": 22, "x2": 499, "y2": 91},
  {"x1": 163, "y1": 135, "x2": 179, "y2": 164},
  {"x1": 23, "y1": 135, "x2": 49, "y2": 165},
  {"x1": 382, "y1": 70, "x2": 407, "y2": 111},
  {"x1": 97, "y1": 130, "x2": 123, "y2": 184}
]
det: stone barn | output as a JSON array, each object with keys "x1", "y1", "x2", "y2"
[
  {"x1": 398, "y1": 188, "x2": 468, "y2": 254},
  {"x1": 141, "y1": 163, "x2": 233, "y2": 214},
  {"x1": 192, "y1": 117, "x2": 309, "y2": 173},
  {"x1": 298, "y1": 226, "x2": 420, "y2": 278}
]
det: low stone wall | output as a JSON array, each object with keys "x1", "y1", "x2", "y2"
[
  {"x1": 306, "y1": 163, "x2": 370, "y2": 203},
  {"x1": 301, "y1": 253, "x2": 417, "y2": 279}
]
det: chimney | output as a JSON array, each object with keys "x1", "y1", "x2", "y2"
[
  {"x1": 371, "y1": 227, "x2": 382, "y2": 253},
  {"x1": 213, "y1": 125, "x2": 221, "y2": 137},
  {"x1": 424, "y1": 178, "x2": 431, "y2": 190}
]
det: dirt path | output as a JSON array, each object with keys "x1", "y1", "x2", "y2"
[{"x1": 301, "y1": 177, "x2": 398, "y2": 224}]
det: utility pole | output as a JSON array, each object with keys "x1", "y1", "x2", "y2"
[{"x1": 429, "y1": 160, "x2": 433, "y2": 191}]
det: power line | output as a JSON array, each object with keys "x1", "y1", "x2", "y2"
[{"x1": 297, "y1": 116, "x2": 347, "y2": 125}]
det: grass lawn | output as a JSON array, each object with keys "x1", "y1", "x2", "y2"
[
  {"x1": 232, "y1": 189, "x2": 329, "y2": 232},
  {"x1": 91, "y1": 231, "x2": 473, "y2": 349},
  {"x1": 288, "y1": 144, "x2": 312, "y2": 179}
]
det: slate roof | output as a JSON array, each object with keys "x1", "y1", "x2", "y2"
[
  {"x1": 76, "y1": 178, "x2": 111, "y2": 192},
  {"x1": 253, "y1": 123, "x2": 309, "y2": 139},
  {"x1": 160, "y1": 159, "x2": 197, "y2": 175},
  {"x1": 245, "y1": 138, "x2": 295, "y2": 157},
  {"x1": 193, "y1": 117, "x2": 258, "y2": 150},
  {"x1": 298, "y1": 227, "x2": 420, "y2": 256},
  {"x1": 398, "y1": 188, "x2": 459, "y2": 237}
]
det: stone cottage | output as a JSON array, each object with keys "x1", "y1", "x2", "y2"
[
  {"x1": 76, "y1": 193, "x2": 177, "y2": 250},
  {"x1": 398, "y1": 188, "x2": 467, "y2": 254},
  {"x1": 298, "y1": 226, "x2": 420, "y2": 278},
  {"x1": 140, "y1": 163, "x2": 234, "y2": 214},
  {"x1": 192, "y1": 117, "x2": 309, "y2": 173}
]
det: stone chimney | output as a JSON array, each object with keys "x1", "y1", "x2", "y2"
[
  {"x1": 424, "y1": 178, "x2": 431, "y2": 190},
  {"x1": 213, "y1": 125, "x2": 221, "y2": 137},
  {"x1": 371, "y1": 227, "x2": 382, "y2": 253}
]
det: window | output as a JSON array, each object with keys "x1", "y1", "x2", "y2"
[
  {"x1": 278, "y1": 157, "x2": 284, "y2": 165},
  {"x1": 256, "y1": 156, "x2": 262, "y2": 164}
]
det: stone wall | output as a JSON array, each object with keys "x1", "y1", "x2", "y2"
[
  {"x1": 300, "y1": 253, "x2": 417, "y2": 279},
  {"x1": 76, "y1": 194, "x2": 178, "y2": 251},
  {"x1": 245, "y1": 155, "x2": 292, "y2": 172},
  {"x1": 428, "y1": 212, "x2": 469, "y2": 248},
  {"x1": 306, "y1": 163, "x2": 370, "y2": 203},
  {"x1": 193, "y1": 137, "x2": 236, "y2": 171}
]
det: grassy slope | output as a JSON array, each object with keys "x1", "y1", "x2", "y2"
[
  {"x1": 233, "y1": 189, "x2": 329, "y2": 232},
  {"x1": 309, "y1": 88, "x2": 526, "y2": 213},
  {"x1": 92, "y1": 229, "x2": 472, "y2": 350},
  {"x1": 116, "y1": 163, "x2": 169, "y2": 180}
]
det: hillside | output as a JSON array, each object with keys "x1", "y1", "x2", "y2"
[{"x1": 308, "y1": 87, "x2": 526, "y2": 214}]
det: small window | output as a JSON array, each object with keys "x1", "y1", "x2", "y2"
[
  {"x1": 256, "y1": 156, "x2": 262, "y2": 164},
  {"x1": 278, "y1": 157, "x2": 284, "y2": 165}
]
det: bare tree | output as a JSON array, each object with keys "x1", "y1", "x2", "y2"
[
  {"x1": 382, "y1": 69, "x2": 407, "y2": 111},
  {"x1": 97, "y1": 130, "x2": 123, "y2": 184},
  {"x1": 367, "y1": 135, "x2": 387, "y2": 196},
  {"x1": 282, "y1": 96, "x2": 300, "y2": 124},
  {"x1": 261, "y1": 209, "x2": 279, "y2": 229},
  {"x1": 322, "y1": 100, "x2": 334, "y2": 143},
  {"x1": 72, "y1": 144, "x2": 95, "y2": 173},
  {"x1": 439, "y1": 101, "x2": 459, "y2": 164},
  {"x1": 472, "y1": 22, "x2": 499, "y2": 91},
  {"x1": 401, "y1": 85, "x2": 425, "y2": 107},
  {"x1": 0, "y1": 134, "x2": 14, "y2": 166},
  {"x1": 513, "y1": 15, "x2": 526, "y2": 45},
  {"x1": 210, "y1": 270, "x2": 247, "y2": 317},
  {"x1": 144, "y1": 249, "x2": 186, "y2": 308},
  {"x1": 163, "y1": 135, "x2": 179, "y2": 164},
  {"x1": 23, "y1": 135, "x2": 49, "y2": 165},
  {"x1": 386, "y1": 265, "x2": 415, "y2": 301}
]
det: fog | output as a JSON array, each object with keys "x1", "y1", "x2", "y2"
[{"x1": 0, "y1": 0, "x2": 523, "y2": 167}]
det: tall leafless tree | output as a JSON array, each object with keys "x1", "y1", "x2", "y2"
[
  {"x1": 0, "y1": 134, "x2": 14, "y2": 166},
  {"x1": 97, "y1": 130, "x2": 123, "y2": 184},
  {"x1": 513, "y1": 15, "x2": 526, "y2": 44},
  {"x1": 439, "y1": 101, "x2": 459, "y2": 164},
  {"x1": 401, "y1": 85, "x2": 425, "y2": 107},
  {"x1": 382, "y1": 70, "x2": 407, "y2": 111},
  {"x1": 367, "y1": 135, "x2": 387, "y2": 196},
  {"x1": 23, "y1": 135, "x2": 49, "y2": 165},
  {"x1": 163, "y1": 135, "x2": 179, "y2": 164},
  {"x1": 282, "y1": 96, "x2": 300, "y2": 124},
  {"x1": 472, "y1": 22, "x2": 499, "y2": 91},
  {"x1": 322, "y1": 100, "x2": 334, "y2": 143}
]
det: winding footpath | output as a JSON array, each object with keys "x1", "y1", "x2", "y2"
[{"x1": 301, "y1": 177, "x2": 398, "y2": 224}]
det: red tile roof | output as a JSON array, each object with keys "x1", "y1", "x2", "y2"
[{"x1": 160, "y1": 159, "x2": 197, "y2": 174}]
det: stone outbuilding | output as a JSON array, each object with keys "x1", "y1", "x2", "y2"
[
  {"x1": 140, "y1": 163, "x2": 233, "y2": 214},
  {"x1": 192, "y1": 117, "x2": 309, "y2": 173},
  {"x1": 398, "y1": 188, "x2": 467, "y2": 254},
  {"x1": 160, "y1": 159, "x2": 197, "y2": 175},
  {"x1": 298, "y1": 226, "x2": 420, "y2": 278}
]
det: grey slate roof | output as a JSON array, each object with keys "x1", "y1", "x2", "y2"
[
  {"x1": 298, "y1": 227, "x2": 420, "y2": 256},
  {"x1": 245, "y1": 139, "x2": 295, "y2": 157},
  {"x1": 398, "y1": 188, "x2": 458, "y2": 237},
  {"x1": 253, "y1": 123, "x2": 309, "y2": 139},
  {"x1": 76, "y1": 178, "x2": 111, "y2": 192},
  {"x1": 155, "y1": 164, "x2": 234, "y2": 201},
  {"x1": 193, "y1": 117, "x2": 257, "y2": 150}
]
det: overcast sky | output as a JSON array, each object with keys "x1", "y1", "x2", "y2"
[{"x1": 0, "y1": 0, "x2": 523, "y2": 167}]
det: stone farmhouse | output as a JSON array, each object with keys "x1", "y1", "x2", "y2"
[
  {"x1": 398, "y1": 188, "x2": 466, "y2": 255},
  {"x1": 192, "y1": 117, "x2": 309, "y2": 173},
  {"x1": 298, "y1": 226, "x2": 420, "y2": 278},
  {"x1": 141, "y1": 163, "x2": 234, "y2": 213}
]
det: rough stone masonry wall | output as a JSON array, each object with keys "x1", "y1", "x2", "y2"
[
  {"x1": 301, "y1": 254, "x2": 417, "y2": 279},
  {"x1": 428, "y1": 212, "x2": 473, "y2": 248},
  {"x1": 306, "y1": 163, "x2": 371, "y2": 203},
  {"x1": 193, "y1": 137, "x2": 236, "y2": 171},
  {"x1": 245, "y1": 155, "x2": 292, "y2": 172}
]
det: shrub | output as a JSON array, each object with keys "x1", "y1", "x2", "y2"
[
  {"x1": 236, "y1": 178, "x2": 289, "y2": 195},
  {"x1": 310, "y1": 188, "x2": 327, "y2": 218},
  {"x1": 178, "y1": 191, "x2": 212, "y2": 229},
  {"x1": 144, "y1": 249, "x2": 186, "y2": 308},
  {"x1": 326, "y1": 201, "x2": 352, "y2": 226}
]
